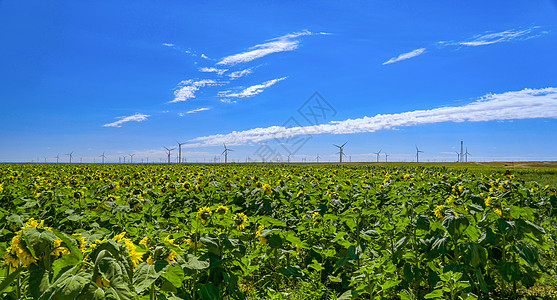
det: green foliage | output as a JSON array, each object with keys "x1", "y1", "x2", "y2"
[{"x1": 0, "y1": 163, "x2": 556, "y2": 299}]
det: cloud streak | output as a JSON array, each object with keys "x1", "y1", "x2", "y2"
[
  {"x1": 383, "y1": 48, "x2": 426, "y2": 65},
  {"x1": 457, "y1": 28, "x2": 538, "y2": 46},
  {"x1": 219, "y1": 77, "x2": 287, "y2": 101},
  {"x1": 103, "y1": 113, "x2": 150, "y2": 128},
  {"x1": 187, "y1": 107, "x2": 211, "y2": 114},
  {"x1": 199, "y1": 67, "x2": 228, "y2": 75},
  {"x1": 185, "y1": 87, "x2": 557, "y2": 147},
  {"x1": 216, "y1": 30, "x2": 326, "y2": 66},
  {"x1": 228, "y1": 68, "x2": 253, "y2": 79},
  {"x1": 170, "y1": 79, "x2": 216, "y2": 103}
]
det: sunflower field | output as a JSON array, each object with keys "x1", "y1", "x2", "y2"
[{"x1": 0, "y1": 163, "x2": 556, "y2": 299}]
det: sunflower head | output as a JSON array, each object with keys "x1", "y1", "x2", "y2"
[
  {"x1": 216, "y1": 205, "x2": 229, "y2": 215},
  {"x1": 234, "y1": 213, "x2": 248, "y2": 230},
  {"x1": 197, "y1": 206, "x2": 212, "y2": 224}
]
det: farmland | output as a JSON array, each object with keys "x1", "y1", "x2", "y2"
[{"x1": 0, "y1": 163, "x2": 556, "y2": 299}]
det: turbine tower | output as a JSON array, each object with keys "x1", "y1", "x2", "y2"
[
  {"x1": 222, "y1": 144, "x2": 233, "y2": 163},
  {"x1": 164, "y1": 147, "x2": 175, "y2": 163},
  {"x1": 455, "y1": 152, "x2": 460, "y2": 162},
  {"x1": 385, "y1": 153, "x2": 389, "y2": 162},
  {"x1": 55, "y1": 154, "x2": 60, "y2": 163},
  {"x1": 373, "y1": 149, "x2": 382, "y2": 163},
  {"x1": 66, "y1": 151, "x2": 74, "y2": 163},
  {"x1": 129, "y1": 153, "x2": 135, "y2": 164},
  {"x1": 177, "y1": 141, "x2": 186, "y2": 163},
  {"x1": 99, "y1": 152, "x2": 106, "y2": 164},
  {"x1": 460, "y1": 141, "x2": 464, "y2": 163},
  {"x1": 316, "y1": 154, "x2": 320, "y2": 163},
  {"x1": 333, "y1": 142, "x2": 347, "y2": 163},
  {"x1": 415, "y1": 146, "x2": 423, "y2": 163}
]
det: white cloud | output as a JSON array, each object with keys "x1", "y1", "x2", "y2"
[
  {"x1": 228, "y1": 68, "x2": 253, "y2": 79},
  {"x1": 187, "y1": 107, "x2": 211, "y2": 114},
  {"x1": 383, "y1": 48, "x2": 426, "y2": 65},
  {"x1": 185, "y1": 87, "x2": 557, "y2": 147},
  {"x1": 103, "y1": 113, "x2": 150, "y2": 128},
  {"x1": 170, "y1": 79, "x2": 216, "y2": 103},
  {"x1": 216, "y1": 30, "x2": 323, "y2": 66},
  {"x1": 162, "y1": 43, "x2": 175, "y2": 47},
  {"x1": 219, "y1": 77, "x2": 287, "y2": 100},
  {"x1": 199, "y1": 67, "x2": 228, "y2": 75},
  {"x1": 458, "y1": 28, "x2": 535, "y2": 46},
  {"x1": 201, "y1": 54, "x2": 209, "y2": 59}
]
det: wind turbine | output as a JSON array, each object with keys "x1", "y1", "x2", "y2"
[
  {"x1": 177, "y1": 141, "x2": 186, "y2": 163},
  {"x1": 129, "y1": 153, "x2": 135, "y2": 164},
  {"x1": 465, "y1": 148, "x2": 471, "y2": 162},
  {"x1": 333, "y1": 142, "x2": 347, "y2": 163},
  {"x1": 385, "y1": 153, "x2": 389, "y2": 162},
  {"x1": 455, "y1": 152, "x2": 460, "y2": 162},
  {"x1": 222, "y1": 144, "x2": 233, "y2": 163},
  {"x1": 415, "y1": 146, "x2": 423, "y2": 163},
  {"x1": 66, "y1": 151, "x2": 74, "y2": 163},
  {"x1": 55, "y1": 154, "x2": 60, "y2": 163},
  {"x1": 164, "y1": 147, "x2": 175, "y2": 163},
  {"x1": 316, "y1": 154, "x2": 320, "y2": 163},
  {"x1": 373, "y1": 149, "x2": 382, "y2": 163},
  {"x1": 99, "y1": 152, "x2": 106, "y2": 164}
]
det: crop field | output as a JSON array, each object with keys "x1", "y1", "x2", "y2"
[{"x1": 0, "y1": 163, "x2": 556, "y2": 299}]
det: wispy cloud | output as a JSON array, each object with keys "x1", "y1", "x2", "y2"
[
  {"x1": 216, "y1": 30, "x2": 327, "y2": 66},
  {"x1": 228, "y1": 68, "x2": 253, "y2": 79},
  {"x1": 457, "y1": 28, "x2": 539, "y2": 46},
  {"x1": 383, "y1": 48, "x2": 426, "y2": 65},
  {"x1": 170, "y1": 79, "x2": 216, "y2": 103},
  {"x1": 162, "y1": 43, "x2": 175, "y2": 47},
  {"x1": 185, "y1": 87, "x2": 557, "y2": 147},
  {"x1": 186, "y1": 107, "x2": 211, "y2": 114},
  {"x1": 219, "y1": 77, "x2": 287, "y2": 101},
  {"x1": 103, "y1": 113, "x2": 150, "y2": 128},
  {"x1": 199, "y1": 67, "x2": 228, "y2": 75}
]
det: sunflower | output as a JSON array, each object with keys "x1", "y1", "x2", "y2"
[
  {"x1": 197, "y1": 206, "x2": 212, "y2": 224},
  {"x1": 262, "y1": 184, "x2": 272, "y2": 195},
  {"x1": 234, "y1": 213, "x2": 248, "y2": 230},
  {"x1": 165, "y1": 249, "x2": 177, "y2": 264},
  {"x1": 216, "y1": 205, "x2": 229, "y2": 215}
]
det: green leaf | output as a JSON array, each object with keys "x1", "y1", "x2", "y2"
[
  {"x1": 0, "y1": 267, "x2": 22, "y2": 293},
  {"x1": 28, "y1": 264, "x2": 51, "y2": 300},
  {"x1": 183, "y1": 254, "x2": 209, "y2": 270},
  {"x1": 22, "y1": 227, "x2": 58, "y2": 259},
  {"x1": 424, "y1": 288, "x2": 444, "y2": 299},
  {"x1": 278, "y1": 266, "x2": 303, "y2": 277},
  {"x1": 195, "y1": 283, "x2": 218, "y2": 300},
  {"x1": 38, "y1": 266, "x2": 89, "y2": 300},
  {"x1": 336, "y1": 290, "x2": 353, "y2": 300},
  {"x1": 161, "y1": 265, "x2": 184, "y2": 289},
  {"x1": 497, "y1": 262, "x2": 521, "y2": 283},
  {"x1": 132, "y1": 260, "x2": 170, "y2": 293}
]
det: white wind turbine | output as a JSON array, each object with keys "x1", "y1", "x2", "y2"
[
  {"x1": 222, "y1": 144, "x2": 233, "y2": 163},
  {"x1": 333, "y1": 142, "x2": 347, "y2": 163},
  {"x1": 385, "y1": 153, "x2": 389, "y2": 162},
  {"x1": 415, "y1": 146, "x2": 423, "y2": 163},
  {"x1": 66, "y1": 151, "x2": 74, "y2": 163},
  {"x1": 129, "y1": 153, "x2": 135, "y2": 164},
  {"x1": 373, "y1": 149, "x2": 382, "y2": 163},
  {"x1": 177, "y1": 141, "x2": 186, "y2": 163},
  {"x1": 164, "y1": 147, "x2": 175, "y2": 164},
  {"x1": 55, "y1": 154, "x2": 60, "y2": 163},
  {"x1": 465, "y1": 148, "x2": 471, "y2": 162},
  {"x1": 99, "y1": 152, "x2": 106, "y2": 164}
]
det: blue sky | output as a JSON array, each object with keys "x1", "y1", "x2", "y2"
[{"x1": 1, "y1": 1, "x2": 557, "y2": 163}]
